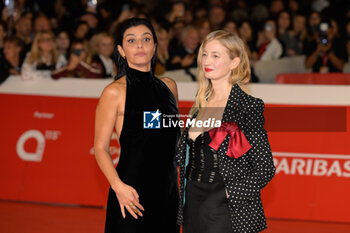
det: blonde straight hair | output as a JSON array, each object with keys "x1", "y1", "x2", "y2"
[
  {"x1": 28, "y1": 31, "x2": 59, "y2": 65},
  {"x1": 155, "y1": 27, "x2": 169, "y2": 64},
  {"x1": 191, "y1": 30, "x2": 251, "y2": 114}
]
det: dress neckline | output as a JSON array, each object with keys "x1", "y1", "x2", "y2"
[
  {"x1": 126, "y1": 66, "x2": 153, "y2": 83},
  {"x1": 187, "y1": 131, "x2": 210, "y2": 144}
]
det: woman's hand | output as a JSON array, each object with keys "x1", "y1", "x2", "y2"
[
  {"x1": 113, "y1": 182, "x2": 144, "y2": 219},
  {"x1": 66, "y1": 54, "x2": 81, "y2": 70},
  {"x1": 319, "y1": 43, "x2": 332, "y2": 54},
  {"x1": 9, "y1": 68, "x2": 20, "y2": 75},
  {"x1": 180, "y1": 54, "x2": 196, "y2": 67}
]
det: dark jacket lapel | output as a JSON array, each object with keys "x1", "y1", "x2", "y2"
[{"x1": 222, "y1": 83, "x2": 245, "y2": 123}]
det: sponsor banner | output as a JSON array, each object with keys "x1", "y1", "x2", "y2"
[
  {"x1": 1, "y1": 93, "x2": 350, "y2": 222},
  {"x1": 263, "y1": 152, "x2": 350, "y2": 222},
  {"x1": 261, "y1": 104, "x2": 350, "y2": 222},
  {"x1": 0, "y1": 94, "x2": 111, "y2": 206}
]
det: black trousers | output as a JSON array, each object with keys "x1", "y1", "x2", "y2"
[{"x1": 183, "y1": 180, "x2": 232, "y2": 233}]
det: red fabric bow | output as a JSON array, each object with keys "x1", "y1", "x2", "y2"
[{"x1": 208, "y1": 121, "x2": 251, "y2": 159}]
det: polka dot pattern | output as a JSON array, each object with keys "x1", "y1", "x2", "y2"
[{"x1": 176, "y1": 83, "x2": 276, "y2": 232}]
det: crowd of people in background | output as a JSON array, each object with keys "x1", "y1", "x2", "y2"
[{"x1": 1, "y1": 0, "x2": 350, "y2": 84}]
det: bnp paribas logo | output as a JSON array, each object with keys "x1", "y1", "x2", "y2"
[{"x1": 143, "y1": 110, "x2": 161, "y2": 129}]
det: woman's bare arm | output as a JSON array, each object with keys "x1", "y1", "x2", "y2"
[
  {"x1": 94, "y1": 80, "x2": 144, "y2": 219},
  {"x1": 94, "y1": 83, "x2": 122, "y2": 190}
]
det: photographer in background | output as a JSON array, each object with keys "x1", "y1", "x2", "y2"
[
  {"x1": 258, "y1": 19, "x2": 283, "y2": 61},
  {"x1": 52, "y1": 39, "x2": 102, "y2": 79},
  {"x1": 166, "y1": 1, "x2": 186, "y2": 24},
  {"x1": 304, "y1": 20, "x2": 348, "y2": 73}
]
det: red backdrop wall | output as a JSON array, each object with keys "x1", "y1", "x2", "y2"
[{"x1": 1, "y1": 87, "x2": 350, "y2": 223}]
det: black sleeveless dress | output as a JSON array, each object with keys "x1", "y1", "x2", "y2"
[{"x1": 105, "y1": 66, "x2": 180, "y2": 233}]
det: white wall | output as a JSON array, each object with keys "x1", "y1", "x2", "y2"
[{"x1": 1, "y1": 76, "x2": 350, "y2": 106}]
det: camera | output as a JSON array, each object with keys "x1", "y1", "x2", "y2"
[
  {"x1": 71, "y1": 49, "x2": 85, "y2": 56},
  {"x1": 264, "y1": 23, "x2": 275, "y2": 32},
  {"x1": 87, "y1": 0, "x2": 97, "y2": 9},
  {"x1": 121, "y1": 4, "x2": 130, "y2": 12},
  {"x1": 5, "y1": 0, "x2": 15, "y2": 16},
  {"x1": 318, "y1": 22, "x2": 329, "y2": 45}
]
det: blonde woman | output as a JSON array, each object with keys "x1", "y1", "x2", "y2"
[
  {"x1": 90, "y1": 33, "x2": 116, "y2": 78},
  {"x1": 155, "y1": 27, "x2": 170, "y2": 75},
  {"x1": 176, "y1": 30, "x2": 275, "y2": 233},
  {"x1": 21, "y1": 31, "x2": 67, "y2": 80}
]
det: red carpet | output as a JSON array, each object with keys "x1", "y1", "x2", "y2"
[{"x1": 1, "y1": 200, "x2": 350, "y2": 233}]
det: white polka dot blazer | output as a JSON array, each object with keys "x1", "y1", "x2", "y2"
[{"x1": 176, "y1": 83, "x2": 276, "y2": 233}]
